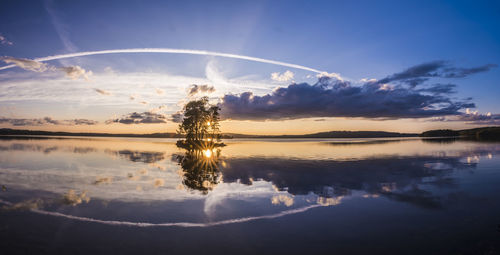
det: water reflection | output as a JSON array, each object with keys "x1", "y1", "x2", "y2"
[
  {"x1": 175, "y1": 144, "x2": 222, "y2": 194},
  {"x1": 0, "y1": 136, "x2": 499, "y2": 223}
]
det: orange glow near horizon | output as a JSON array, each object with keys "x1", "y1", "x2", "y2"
[{"x1": 0, "y1": 117, "x2": 482, "y2": 135}]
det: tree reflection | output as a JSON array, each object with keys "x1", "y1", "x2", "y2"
[{"x1": 176, "y1": 143, "x2": 222, "y2": 194}]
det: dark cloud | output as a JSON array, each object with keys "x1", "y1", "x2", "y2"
[
  {"x1": 378, "y1": 61, "x2": 496, "y2": 87},
  {"x1": 187, "y1": 84, "x2": 215, "y2": 96},
  {"x1": 170, "y1": 112, "x2": 184, "y2": 123},
  {"x1": 219, "y1": 60, "x2": 498, "y2": 121},
  {"x1": 0, "y1": 117, "x2": 98, "y2": 126},
  {"x1": 417, "y1": 84, "x2": 456, "y2": 94},
  {"x1": 219, "y1": 153, "x2": 481, "y2": 208},
  {"x1": 106, "y1": 112, "x2": 167, "y2": 124},
  {"x1": 219, "y1": 77, "x2": 474, "y2": 121},
  {"x1": 106, "y1": 150, "x2": 166, "y2": 163}
]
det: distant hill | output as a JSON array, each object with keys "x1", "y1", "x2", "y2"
[
  {"x1": 421, "y1": 126, "x2": 500, "y2": 140},
  {"x1": 226, "y1": 131, "x2": 417, "y2": 138},
  {"x1": 0, "y1": 128, "x2": 417, "y2": 139},
  {"x1": 0, "y1": 128, "x2": 183, "y2": 138}
]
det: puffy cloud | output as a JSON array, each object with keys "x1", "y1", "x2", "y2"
[
  {"x1": 271, "y1": 70, "x2": 294, "y2": 82},
  {"x1": 0, "y1": 34, "x2": 13, "y2": 46},
  {"x1": 0, "y1": 56, "x2": 51, "y2": 72},
  {"x1": 62, "y1": 189, "x2": 90, "y2": 206},
  {"x1": 59, "y1": 66, "x2": 92, "y2": 80},
  {"x1": 219, "y1": 76, "x2": 474, "y2": 121},
  {"x1": 316, "y1": 71, "x2": 343, "y2": 81},
  {"x1": 187, "y1": 84, "x2": 215, "y2": 96},
  {"x1": 271, "y1": 194, "x2": 294, "y2": 207},
  {"x1": 0, "y1": 116, "x2": 98, "y2": 126},
  {"x1": 155, "y1": 88, "x2": 165, "y2": 95},
  {"x1": 106, "y1": 112, "x2": 167, "y2": 124},
  {"x1": 378, "y1": 61, "x2": 497, "y2": 87},
  {"x1": 94, "y1": 88, "x2": 111, "y2": 95}
]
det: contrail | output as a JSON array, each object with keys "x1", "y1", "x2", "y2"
[
  {"x1": 0, "y1": 48, "x2": 324, "y2": 73},
  {"x1": 0, "y1": 198, "x2": 323, "y2": 228}
]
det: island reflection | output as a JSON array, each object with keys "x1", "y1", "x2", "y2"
[{"x1": 175, "y1": 143, "x2": 222, "y2": 194}]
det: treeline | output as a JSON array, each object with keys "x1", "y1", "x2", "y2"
[
  {"x1": 421, "y1": 126, "x2": 500, "y2": 140},
  {"x1": 0, "y1": 128, "x2": 417, "y2": 139}
]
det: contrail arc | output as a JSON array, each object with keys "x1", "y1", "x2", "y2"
[
  {"x1": 0, "y1": 198, "x2": 323, "y2": 228},
  {"x1": 0, "y1": 48, "x2": 324, "y2": 73}
]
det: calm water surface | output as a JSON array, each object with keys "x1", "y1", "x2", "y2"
[{"x1": 1, "y1": 136, "x2": 500, "y2": 254}]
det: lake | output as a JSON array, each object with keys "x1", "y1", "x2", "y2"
[{"x1": 1, "y1": 136, "x2": 500, "y2": 254}]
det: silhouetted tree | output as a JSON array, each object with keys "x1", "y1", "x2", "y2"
[{"x1": 177, "y1": 96, "x2": 221, "y2": 143}]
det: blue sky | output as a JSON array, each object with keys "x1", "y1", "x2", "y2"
[{"x1": 0, "y1": 0, "x2": 499, "y2": 134}]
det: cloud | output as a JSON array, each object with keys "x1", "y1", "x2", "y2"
[
  {"x1": 60, "y1": 66, "x2": 92, "y2": 80},
  {"x1": 148, "y1": 105, "x2": 166, "y2": 113},
  {"x1": 0, "y1": 56, "x2": 92, "y2": 80},
  {"x1": 378, "y1": 61, "x2": 497, "y2": 87},
  {"x1": 156, "y1": 88, "x2": 165, "y2": 95},
  {"x1": 271, "y1": 194, "x2": 294, "y2": 207},
  {"x1": 271, "y1": 70, "x2": 294, "y2": 82},
  {"x1": 219, "y1": 76, "x2": 475, "y2": 121},
  {"x1": 317, "y1": 72, "x2": 343, "y2": 81},
  {"x1": 0, "y1": 57, "x2": 51, "y2": 72},
  {"x1": 94, "y1": 88, "x2": 111, "y2": 96},
  {"x1": 0, "y1": 116, "x2": 98, "y2": 126},
  {"x1": 417, "y1": 83, "x2": 456, "y2": 94},
  {"x1": 106, "y1": 112, "x2": 167, "y2": 124},
  {"x1": 432, "y1": 110, "x2": 500, "y2": 125},
  {"x1": 170, "y1": 112, "x2": 184, "y2": 123},
  {"x1": 187, "y1": 84, "x2": 215, "y2": 96},
  {"x1": 62, "y1": 189, "x2": 90, "y2": 206},
  {"x1": 0, "y1": 34, "x2": 13, "y2": 46}
]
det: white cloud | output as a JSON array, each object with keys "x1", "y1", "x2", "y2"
[
  {"x1": 0, "y1": 57, "x2": 52, "y2": 72},
  {"x1": 317, "y1": 71, "x2": 344, "y2": 81},
  {"x1": 271, "y1": 70, "x2": 294, "y2": 82},
  {"x1": 0, "y1": 34, "x2": 13, "y2": 46},
  {"x1": 155, "y1": 88, "x2": 165, "y2": 95},
  {"x1": 1, "y1": 56, "x2": 91, "y2": 81},
  {"x1": 360, "y1": 78, "x2": 377, "y2": 83},
  {"x1": 94, "y1": 88, "x2": 111, "y2": 96},
  {"x1": 60, "y1": 66, "x2": 93, "y2": 80}
]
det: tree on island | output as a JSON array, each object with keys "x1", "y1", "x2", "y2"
[{"x1": 176, "y1": 96, "x2": 223, "y2": 148}]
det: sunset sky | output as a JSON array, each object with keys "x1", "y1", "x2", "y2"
[{"x1": 1, "y1": 0, "x2": 499, "y2": 134}]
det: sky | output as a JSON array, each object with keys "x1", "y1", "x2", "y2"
[{"x1": 0, "y1": 0, "x2": 499, "y2": 135}]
